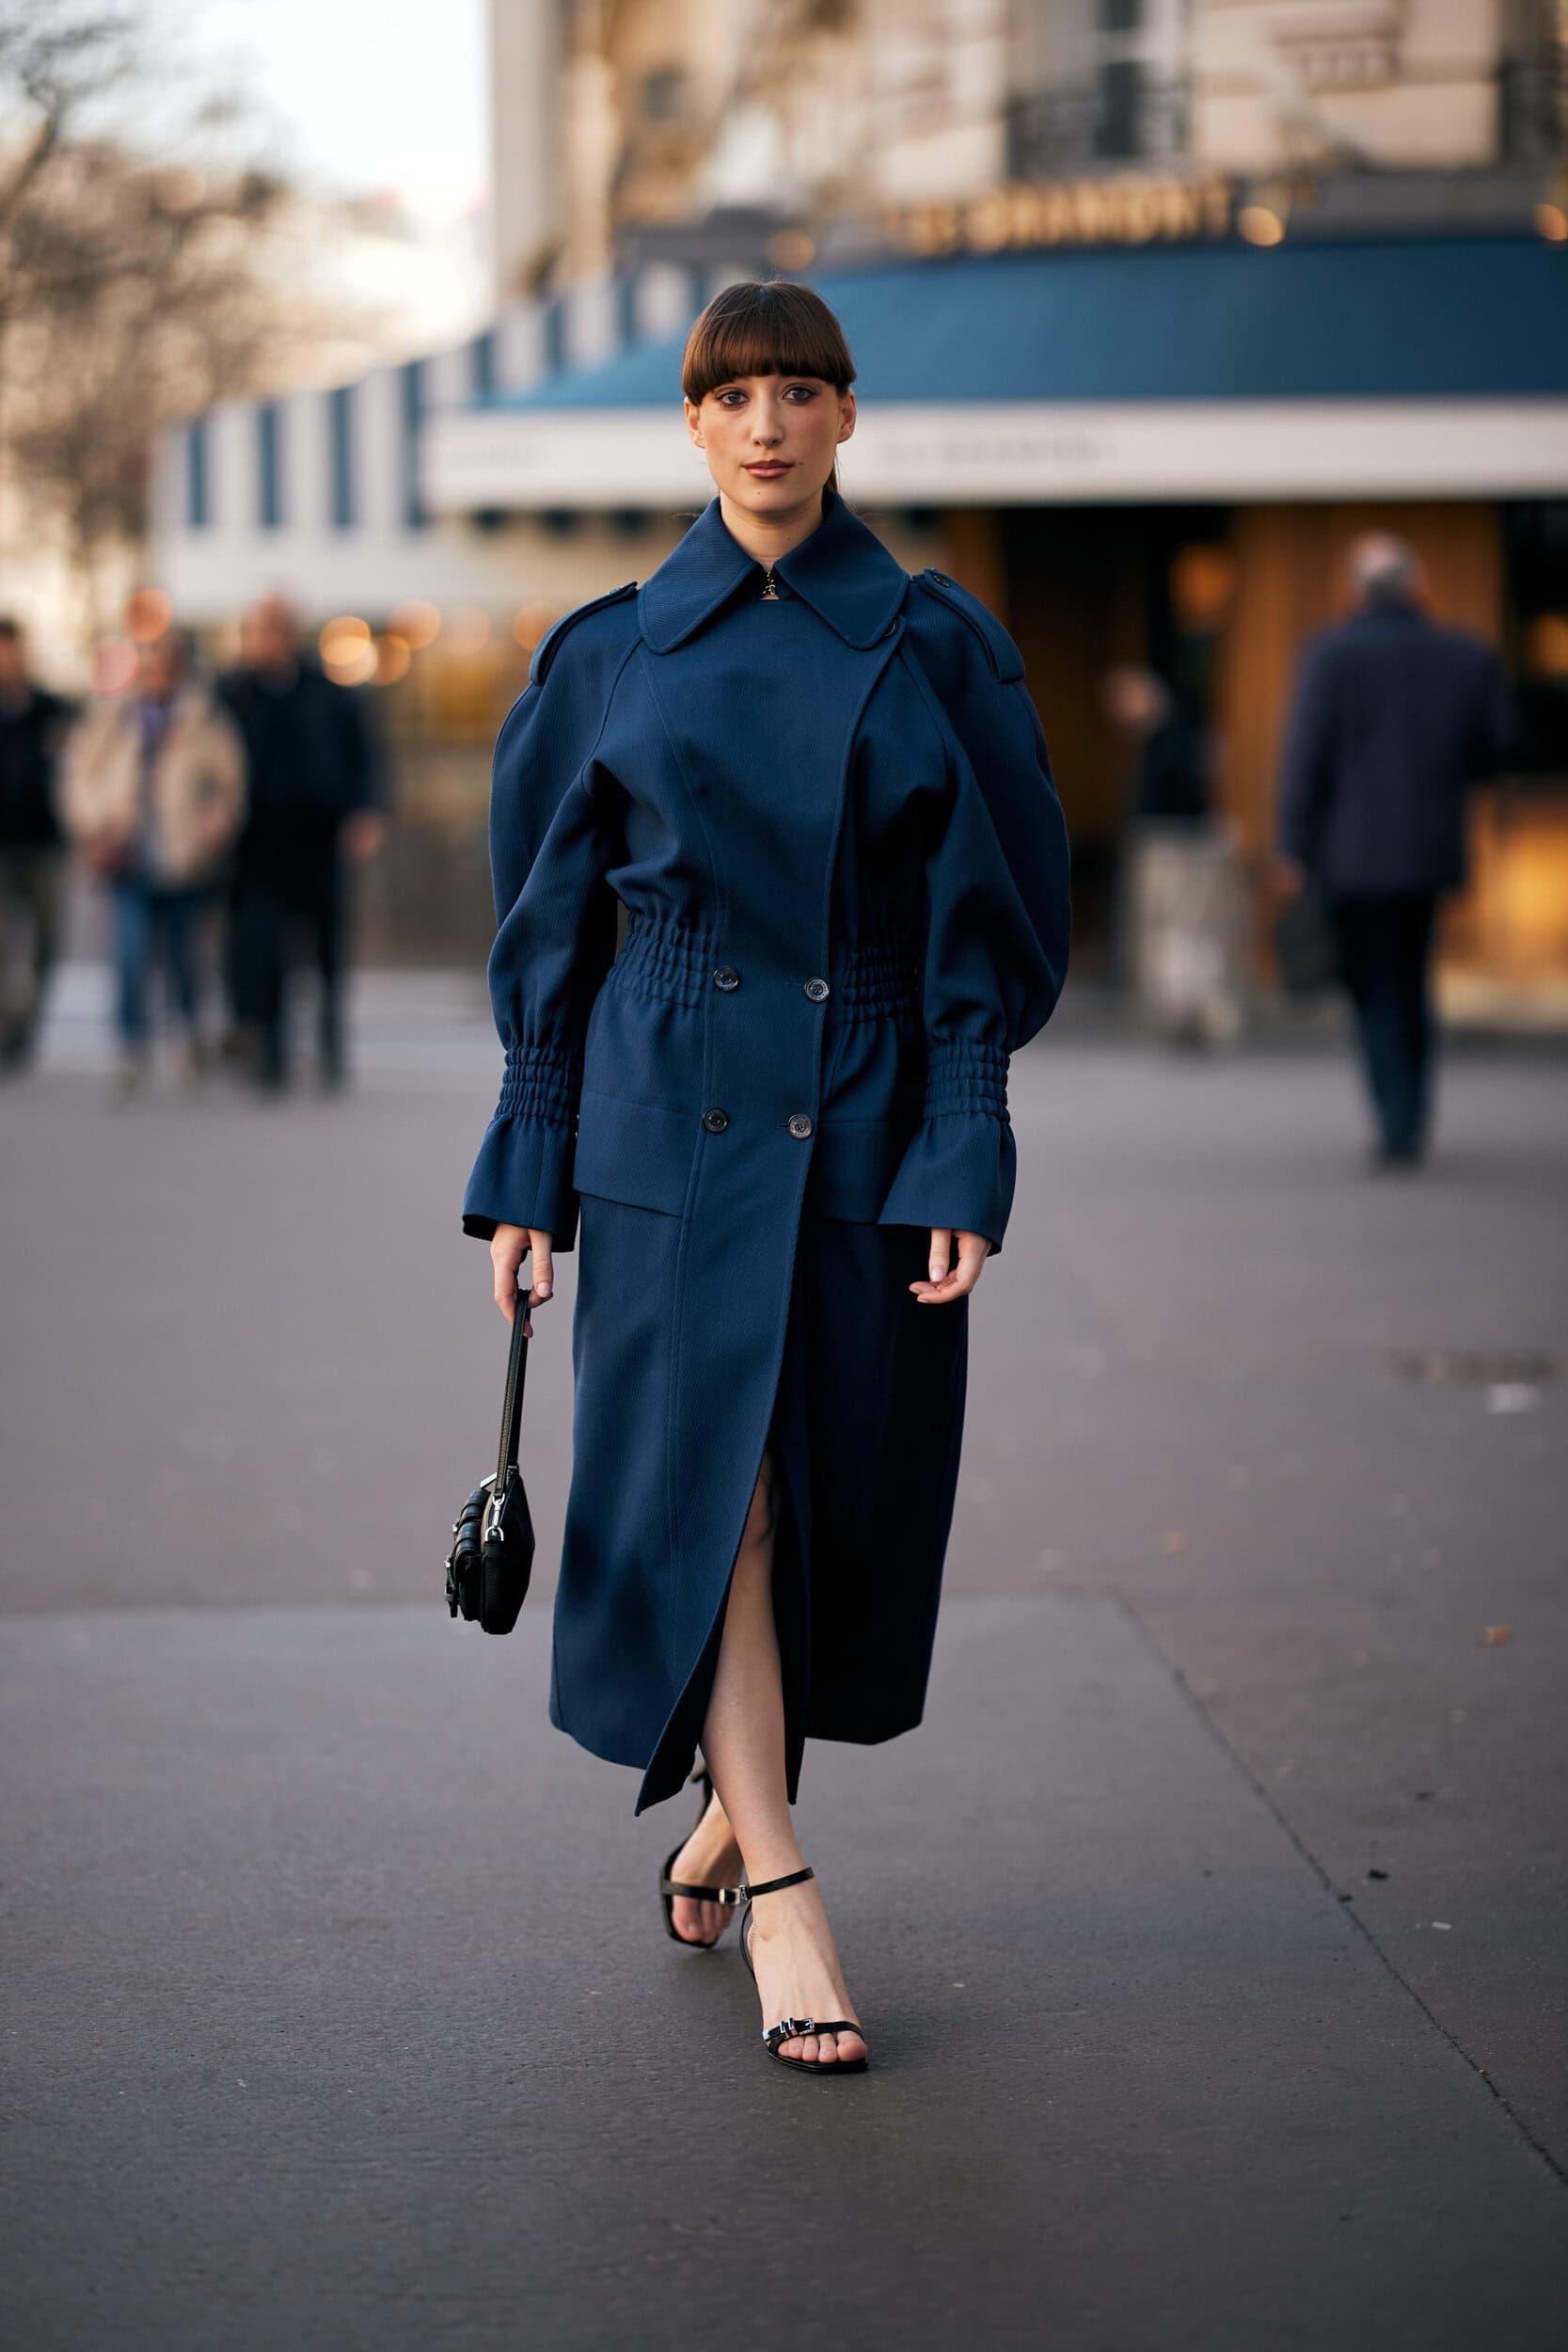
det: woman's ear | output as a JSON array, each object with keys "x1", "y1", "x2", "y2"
[
  {"x1": 837, "y1": 388, "x2": 857, "y2": 444},
  {"x1": 684, "y1": 395, "x2": 705, "y2": 449}
]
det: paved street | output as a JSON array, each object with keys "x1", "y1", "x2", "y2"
[{"x1": 3, "y1": 972, "x2": 1566, "y2": 2350}]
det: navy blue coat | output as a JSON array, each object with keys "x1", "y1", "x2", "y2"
[
  {"x1": 462, "y1": 486, "x2": 1070, "y2": 1811},
  {"x1": 1277, "y1": 603, "x2": 1513, "y2": 897}
]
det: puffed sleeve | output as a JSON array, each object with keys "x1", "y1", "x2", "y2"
[
  {"x1": 461, "y1": 595, "x2": 632, "y2": 1248},
  {"x1": 877, "y1": 577, "x2": 1071, "y2": 1257}
]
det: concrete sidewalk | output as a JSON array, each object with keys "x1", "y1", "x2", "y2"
[
  {"x1": 4, "y1": 1599, "x2": 1565, "y2": 2352},
  {"x1": 3, "y1": 1001, "x2": 1565, "y2": 2346}
]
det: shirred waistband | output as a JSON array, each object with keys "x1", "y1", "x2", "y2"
[{"x1": 612, "y1": 908, "x2": 919, "y2": 1021}]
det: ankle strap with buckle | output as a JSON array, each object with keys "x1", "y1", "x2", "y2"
[{"x1": 742, "y1": 1865, "x2": 816, "y2": 1901}]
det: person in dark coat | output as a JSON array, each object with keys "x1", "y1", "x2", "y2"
[
  {"x1": 461, "y1": 281, "x2": 1071, "y2": 2073},
  {"x1": 1276, "y1": 533, "x2": 1513, "y2": 1165},
  {"x1": 218, "y1": 598, "x2": 386, "y2": 1092},
  {"x1": 0, "y1": 618, "x2": 72, "y2": 1073}
]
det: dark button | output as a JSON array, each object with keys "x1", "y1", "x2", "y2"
[
  {"x1": 713, "y1": 965, "x2": 740, "y2": 991},
  {"x1": 803, "y1": 977, "x2": 831, "y2": 1003},
  {"x1": 702, "y1": 1107, "x2": 730, "y2": 1134},
  {"x1": 787, "y1": 1113, "x2": 815, "y2": 1140}
]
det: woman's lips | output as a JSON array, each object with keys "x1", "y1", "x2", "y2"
[{"x1": 744, "y1": 462, "x2": 790, "y2": 476}]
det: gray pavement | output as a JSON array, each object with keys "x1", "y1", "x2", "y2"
[{"x1": 3, "y1": 973, "x2": 1566, "y2": 2349}]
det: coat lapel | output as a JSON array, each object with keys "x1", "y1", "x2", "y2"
[{"x1": 640, "y1": 485, "x2": 908, "y2": 654}]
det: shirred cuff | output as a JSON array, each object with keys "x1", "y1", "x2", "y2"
[
  {"x1": 919, "y1": 1039, "x2": 1009, "y2": 1118},
  {"x1": 462, "y1": 1042, "x2": 582, "y2": 1248},
  {"x1": 876, "y1": 1041, "x2": 1015, "y2": 1255},
  {"x1": 495, "y1": 1039, "x2": 578, "y2": 1124}
]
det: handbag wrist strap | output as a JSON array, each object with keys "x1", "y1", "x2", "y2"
[{"x1": 494, "y1": 1283, "x2": 531, "y2": 1491}]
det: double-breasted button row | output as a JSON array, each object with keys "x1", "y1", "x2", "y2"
[
  {"x1": 702, "y1": 1107, "x2": 815, "y2": 1140},
  {"x1": 709, "y1": 965, "x2": 832, "y2": 1003}
]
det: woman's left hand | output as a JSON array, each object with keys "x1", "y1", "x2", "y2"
[{"x1": 909, "y1": 1229, "x2": 990, "y2": 1304}]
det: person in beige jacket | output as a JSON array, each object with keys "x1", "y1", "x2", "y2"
[{"x1": 62, "y1": 628, "x2": 246, "y2": 1096}]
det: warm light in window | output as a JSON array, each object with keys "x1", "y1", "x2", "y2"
[
  {"x1": 1525, "y1": 613, "x2": 1568, "y2": 678},
  {"x1": 449, "y1": 604, "x2": 492, "y2": 646},
  {"x1": 1238, "y1": 206, "x2": 1285, "y2": 247},
  {"x1": 389, "y1": 598, "x2": 440, "y2": 649},
  {"x1": 1171, "y1": 545, "x2": 1237, "y2": 629},
  {"x1": 319, "y1": 614, "x2": 371, "y2": 667},
  {"x1": 513, "y1": 601, "x2": 552, "y2": 651},
  {"x1": 321, "y1": 616, "x2": 376, "y2": 685},
  {"x1": 1537, "y1": 203, "x2": 1568, "y2": 244},
  {"x1": 374, "y1": 632, "x2": 412, "y2": 685}
]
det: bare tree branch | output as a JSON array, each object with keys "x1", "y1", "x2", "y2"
[{"x1": 0, "y1": 0, "x2": 356, "y2": 628}]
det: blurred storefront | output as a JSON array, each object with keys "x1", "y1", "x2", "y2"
[
  {"x1": 420, "y1": 231, "x2": 1568, "y2": 1009},
  {"x1": 150, "y1": 0, "x2": 1568, "y2": 1008}
]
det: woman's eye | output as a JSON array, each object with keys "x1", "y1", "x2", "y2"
[{"x1": 784, "y1": 384, "x2": 816, "y2": 402}]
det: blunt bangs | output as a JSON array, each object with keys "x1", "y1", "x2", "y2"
[{"x1": 682, "y1": 280, "x2": 856, "y2": 404}]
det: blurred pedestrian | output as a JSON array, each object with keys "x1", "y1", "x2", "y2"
[
  {"x1": 61, "y1": 628, "x2": 245, "y2": 1102},
  {"x1": 218, "y1": 596, "x2": 386, "y2": 1094},
  {"x1": 1102, "y1": 663, "x2": 1209, "y2": 830},
  {"x1": 1275, "y1": 533, "x2": 1514, "y2": 1167},
  {"x1": 0, "y1": 617, "x2": 73, "y2": 1074},
  {"x1": 1103, "y1": 664, "x2": 1243, "y2": 1045}
]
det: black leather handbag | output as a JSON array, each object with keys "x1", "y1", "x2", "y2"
[{"x1": 444, "y1": 1293, "x2": 536, "y2": 1636}]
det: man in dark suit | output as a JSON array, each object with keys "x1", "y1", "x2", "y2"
[
  {"x1": 219, "y1": 597, "x2": 386, "y2": 1093},
  {"x1": 1275, "y1": 535, "x2": 1514, "y2": 1167}
]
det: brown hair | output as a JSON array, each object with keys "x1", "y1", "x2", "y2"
[{"x1": 682, "y1": 278, "x2": 855, "y2": 494}]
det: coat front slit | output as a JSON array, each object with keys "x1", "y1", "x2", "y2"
[{"x1": 461, "y1": 488, "x2": 1071, "y2": 1813}]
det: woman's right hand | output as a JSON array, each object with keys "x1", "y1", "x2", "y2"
[{"x1": 490, "y1": 1224, "x2": 554, "y2": 1332}]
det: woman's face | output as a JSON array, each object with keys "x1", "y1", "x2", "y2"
[{"x1": 686, "y1": 373, "x2": 855, "y2": 518}]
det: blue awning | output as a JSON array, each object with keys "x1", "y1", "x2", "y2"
[
  {"x1": 422, "y1": 234, "x2": 1568, "y2": 511},
  {"x1": 489, "y1": 237, "x2": 1568, "y2": 411}
]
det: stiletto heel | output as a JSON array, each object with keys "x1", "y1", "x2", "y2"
[
  {"x1": 739, "y1": 1866, "x2": 870, "y2": 2074},
  {"x1": 657, "y1": 1763, "x2": 743, "y2": 1947}
]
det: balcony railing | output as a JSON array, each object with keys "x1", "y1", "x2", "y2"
[
  {"x1": 1006, "y1": 71, "x2": 1188, "y2": 179},
  {"x1": 1498, "y1": 56, "x2": 1568, "y2": 163}
]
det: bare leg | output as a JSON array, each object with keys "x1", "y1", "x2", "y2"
[
  {"x1": 662, "y1": 1463, "x2": 768, "y2": 1947},
  {"x1": 697, "y1": 1437, "x2": 866, "y2": 2066}
]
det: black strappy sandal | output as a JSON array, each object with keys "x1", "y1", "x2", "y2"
[
  {"x1": 739, "y1": 1866, "x2": 870, "y2": 2074},
  {"x1": 657, "y1": 1765, "x2": 743, "y2": 1948}
]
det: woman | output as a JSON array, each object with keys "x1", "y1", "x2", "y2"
[
  {"x1": 462, "y1": 280, "x2": 1070, "y2": 2074},
  {"x1": 62, "y1": 628, "x2": 246, "y2": 1099}
]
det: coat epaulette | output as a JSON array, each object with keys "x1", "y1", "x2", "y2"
[
  {"x1": 911, "y1": 569, "x2": 1026, "y2": 684},
  {"x1": 530, "y1": 581, "x2": 640, "y2": 686}
]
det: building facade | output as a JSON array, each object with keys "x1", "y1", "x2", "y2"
[{"x1": 153, "y1": 0, "x2": 1568, "y2": 1003}]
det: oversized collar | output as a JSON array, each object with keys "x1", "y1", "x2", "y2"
[{"x1": 639, "y1": 485, "x2": 909, "y2": 654}]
